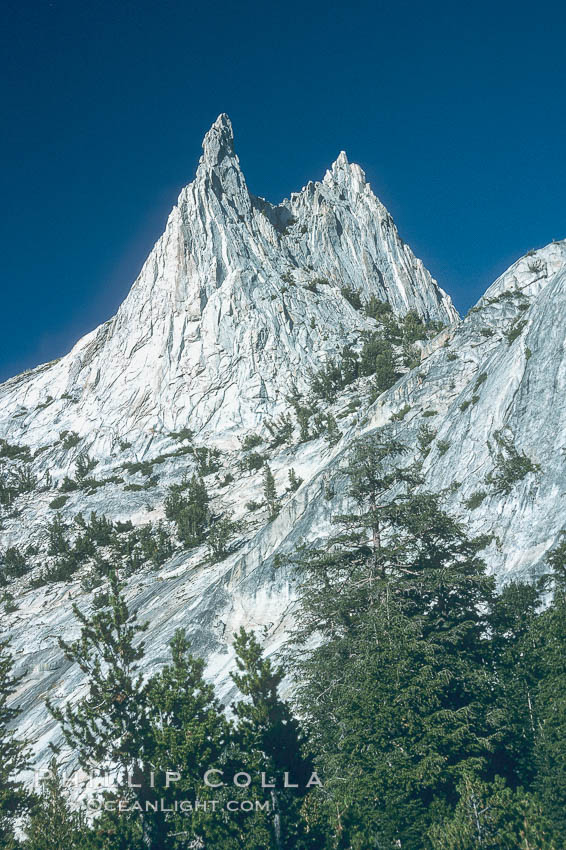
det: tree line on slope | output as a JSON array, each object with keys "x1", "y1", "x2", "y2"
[
  {"x1": 0, "y1": 434, "x2": 565, "y2": 849},
  {"x1": 1, "y1": 468, "x2": 287, "y2": 601}
]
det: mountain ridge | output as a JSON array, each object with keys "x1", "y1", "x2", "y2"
[
  {"x1": 0, "y1": 114, "x2": 456, "y2": 452},
  {"x1": 1, "y1": 116, "x2": 564, "y2": 777}
]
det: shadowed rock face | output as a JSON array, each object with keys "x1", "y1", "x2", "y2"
[{"x1": 1, "y1": 116, "x2": 564, "y2": 777}]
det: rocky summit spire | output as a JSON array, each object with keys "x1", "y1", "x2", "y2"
[
  {"x1": 0, "y1": 114, "x2": 458, "y2": 450},
  {"x1": 323, "y1": 149, "x2": 367, "y2": 193},
  {"x1": 194, "y1": 113, "x2": 249, "y2": 206},
  {"x1": 200, "y1": 113, "x2": 235, "y2": 168}
]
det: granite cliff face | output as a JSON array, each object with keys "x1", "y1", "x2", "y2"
[{"x1": 1, "y1": 115, "x2": 564, "y2": 774}]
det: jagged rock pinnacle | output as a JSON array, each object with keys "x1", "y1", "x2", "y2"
[
  {"x1": 323, "y1": 149, "x2": 367, "y2": 192},
  {"x1": 200, "y1": 113, "x2": 235, "y2": 168},
  {"x1": 195, "y1": 113, "x2": 248, "y2": 204},
  {"x1": 0, "y1": 114, "x2": 458, "y2": 458}
]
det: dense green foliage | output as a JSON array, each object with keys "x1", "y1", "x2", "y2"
[
  {"x1": 207, "y1": 513, "x2": 238, "y2": 562},
  {"x1": 464, "y1": 489, "x2": 487, "y2": 510},
  {"x1": 60, "y1": 431, "x2": 81, "y2": 450},
  {"x1": 241, "y1": 451, "x2": 265, "y2": 472},
  {"x1": 241, "y1": 433, "x2": 263, "y2": 451},
  {"x1": 263, "y1": 464, "x2": 279, "y2": 521},
  {"x1": 486, "y1": 431, "x2": 540, "y2": 495},
  {"x1": 307, "y1": 310, "x2": 443, "y2": 407},
  {"x1": 36, "y1": 511, "x2": 172, "y2": 584},
  {"x1": 24, "y1": 760, "x2": 85, "y2": 850},
  {"x1": 165, "y1": 474, "x2": 210, "y2": 547},
  {"x1": 0, "y1": 444, "x2": 38, "y2": 507},
  {"x1": 287, "y1": 469, "x2": 303, "y2": 492},
  {"x1": 193, "y1": 446, "x2": 222, "y2": 477},
  {"x1": 230, "y1": 628, "x2": 316, "y2": 849},
  {"x1": 0, "y1": 441, "x2": 31, "y2": 462},
  {"x1": 340, "y1": 287, "x2": 362, "y2": 310},
  {"x1": 284, "y1": 434, "x2": 565, "y2": 848},
  {"x1": 0, "y1": 547, "x2": 28, "y2": 584}
]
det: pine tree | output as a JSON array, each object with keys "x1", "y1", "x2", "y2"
[
  {"x1": 46, "y1": 569, "x2": 149, "y2": 846},
  {"x1": 0, "y1": 640, "x2": 31, "y2": 848},
  {"x1": 263, "y1": 465, "x2": 279, "y2": 521},
  {"x1": 140, "y1": 629, "x2": 235, "y2": 849},
  {"x1": 531, "y1": 534, "x2": 566, "y2": 837},
  {"x1": 402, "y1": 309, "x2": 427, "y2": 343},
  {"x1": 75, "y1": 453, "x2": 98, "y2": 482},
  {"x1": 47, "y1": 569, "x2": 162, "y2": 850},
  {"x1": 231, "y1": 628, "x2": 318, "y2": 850},
  {"x1": 164, "y1": 475, "x2": 209, "y2": 547},
  {"x1": 47, "y1": 513, "x2": 69, "y2": 556},
  {"x1": 24, "y1": 759, "x2": 84, "y2": 850},
  {"x1": 288, "y1": 434, "x2": 515, "y2": 847},
  {"x1": 207, "y1": 513, "x2": 237, "y2": 562},
  {"x1": 359, "y1": 332, "x2": 399, "y2": 392},
  {"x1": 365, "y1": 296, "x2": 392, "y2": 322},
  {"x1": 429, "y1": 775, "x2": 558, "y2": 850},
  {"x1": 308, "y1": 359, "x2": 345, "y2": 403},
  {"x1": 340, "y1": 345, "x2": 359, "y2": 386},
  {"x1": 298, "y1": 409, "x2": 310, "y2": 443},
  {"x1": 287, "y1": 469, "x2": 302, "y2": 492},
  {"x1": 490, "y1": 580, "x2": 543, "y2": 784},
  {"x1": 374, "y1": 347, "x2": 399, "y2": 393},
  {"x1": 47, "y1": 577, "x2": 280, "y2": 849},
  {"x1": 2, "y1": 547, "x2": 27, "y2": 580},
  {"x1": 322, "y1": 413, "x2": 340, "y2": 446}
]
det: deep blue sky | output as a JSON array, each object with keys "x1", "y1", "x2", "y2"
[{"x1": 1, "y1": 0, "x2": 565, "y2": 381}]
